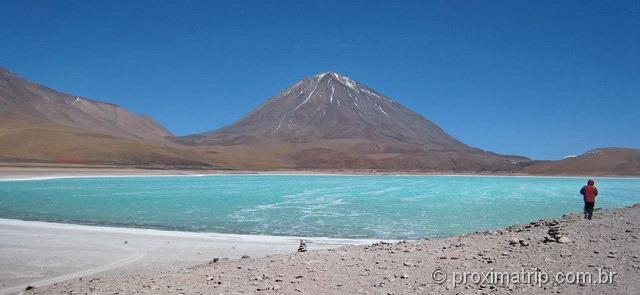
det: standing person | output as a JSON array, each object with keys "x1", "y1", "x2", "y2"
[{"x1": 580, "y1": 179, "x2": 598, "y2": 220}]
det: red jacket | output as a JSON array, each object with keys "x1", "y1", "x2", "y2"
[{"x1": 580, "y1": 183, "x2": 598, "y2": 202}]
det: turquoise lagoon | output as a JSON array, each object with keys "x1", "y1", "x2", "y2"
[{"x1": 0, "y1": 175, "x2": 638, "y2": 239}]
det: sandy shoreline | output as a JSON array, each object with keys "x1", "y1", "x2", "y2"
[
  {"x1": 4, "y1": 205, "x2": 635, "y2": 295},
  {"x1": 0, "y1": 219, "x2": 379, "y2": 295},
  {"x1": 1, "y1": 206, "x2": 638, "y2": 294}
]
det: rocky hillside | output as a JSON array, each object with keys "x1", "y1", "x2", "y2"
[{"x1": 0, "y1": 67, "x2": 209, "y2": 167}]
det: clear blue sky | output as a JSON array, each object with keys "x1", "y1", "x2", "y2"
[{"x1": 1, "y1": 0, "x2": 638, "y2": 160}]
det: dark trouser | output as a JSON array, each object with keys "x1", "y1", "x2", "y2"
[{"x1": 584, "y1": 201, "x2": 595, "y2": 220}]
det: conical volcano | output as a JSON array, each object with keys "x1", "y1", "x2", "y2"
[{"x1": 180, "y1": 72, "x2": 528, "y2": 171}]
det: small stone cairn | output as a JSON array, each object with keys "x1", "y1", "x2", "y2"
[
  {"x1": 545, "y1": 223, "x2": 571, "y2": 243},
  {"x1": 297, "y1": 240, "x2": 308, "y2": 252}
]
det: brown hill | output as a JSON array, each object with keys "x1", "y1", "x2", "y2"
[
  {"x1": 0, "y1": 67, "x2": 210, "y2": 167},
  {"x1": 180, "y1": 72, "x2": 529, "y2": 171},
  {"x1": 0, "y1": 67, "x2": 173, "y2": 143},
  {"x1": 526, "y1": 147, "x2": 640, "y2": 176}
]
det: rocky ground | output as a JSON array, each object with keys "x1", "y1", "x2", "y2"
[{"x1": 23, "y1": 205, "x2": 640, "y2": 295}]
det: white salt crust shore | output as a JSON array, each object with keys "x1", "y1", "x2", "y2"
[
  {"x1": 1, "y1": 165, "x2": 640, "y2": 181},
  {"x1": 0, "y1": 219, "x2": 380, "y2": 295}
]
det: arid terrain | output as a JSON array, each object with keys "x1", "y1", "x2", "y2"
[
  {"x1": 0, "y1": 67, "x2": 211, "y2": 167},
  {"x1": 526, "y1": 148, "x2": 640, "y2": 176},
  {"x1": 16, "y1": 204, "x2": 639, "y2": 295},
  {"x1": 3, "y1": 66, "x2": 637, "y2": 175}
]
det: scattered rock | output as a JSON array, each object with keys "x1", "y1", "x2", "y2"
[
  {"x1": 25, "y1": 285, "x2": 34, "y2": 290},
  {"x1": 557, "y1": 236, "x2": 571, "y2": 244},
  {"x1": 241, "y1": 255, "x2": 250, "y2": 259}
]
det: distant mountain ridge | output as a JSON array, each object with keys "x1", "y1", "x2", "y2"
[
  {"x1": 526, "y1": 147, "x2": 640, "y2": 176},
  {"x1": 1, "y1": 66, "x2": 637, "y2": 175}
]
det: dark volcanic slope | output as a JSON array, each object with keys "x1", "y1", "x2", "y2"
[
  {"x1": 181, "y1": 72, "x2": 529, "y2": 171},
  {"x1": 0, "y1": 67, "x2": 208, "y2": 166},
  {"x1": 188, "y1": 72, "x2": 462, "y2": 148},
  {"x1": 527, "y1": 147, "x2": 640, "y2": 176}
]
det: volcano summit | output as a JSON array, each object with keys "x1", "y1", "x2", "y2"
[{"x1": 180, "y1": 72, "x2": 528, "y2": 171}]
